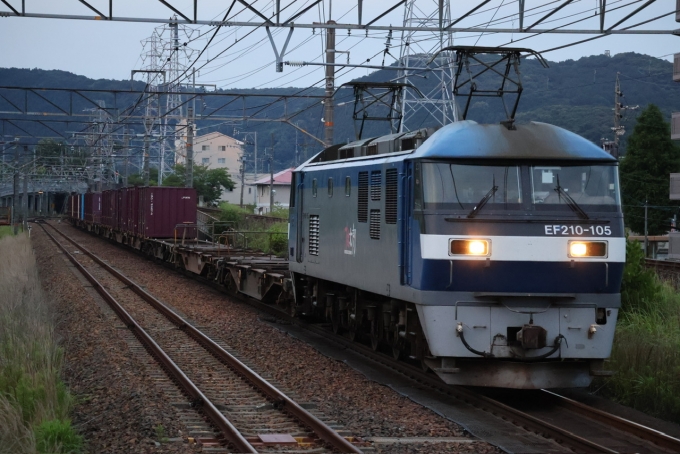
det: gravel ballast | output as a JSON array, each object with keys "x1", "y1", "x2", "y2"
[{"x1": 34, "y1": 223, "x2": 498, "y2": 453}]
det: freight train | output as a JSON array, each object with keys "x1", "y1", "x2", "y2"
[{"x1": 66, "y1": 119, "x2": 624, "y2": 389}]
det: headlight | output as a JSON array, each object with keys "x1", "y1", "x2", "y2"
[
  {"x1": 568, "y1": 241, "x2": 607, "y2": 258},
  {"x1": 450, "y1": 239, "x2": 490, "y2": 256}
]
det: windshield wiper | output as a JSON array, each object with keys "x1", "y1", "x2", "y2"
[
  {"x1": 468, "y1": 184, "x2": 498, "y2": 218},
  {"x1": 554, "y1": 176, "x2": 589, "y2": 220}
]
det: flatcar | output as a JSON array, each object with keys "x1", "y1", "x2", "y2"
[{"x1": 288, "y1": 120, "x2": 624, "y2": 388}]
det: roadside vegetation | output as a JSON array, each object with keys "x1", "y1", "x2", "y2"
[
  {"x1": 0, "y1": 234, "x2": 82, "y2": 453},
  {"x1": 598, "y1": 238, "x2": 680, "y2": 422},
  {"x1": 216, "y1": 203, "x2": 287, "y2": 256}
]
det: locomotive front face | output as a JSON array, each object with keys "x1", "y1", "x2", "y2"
[{"x1": 410, "y1": 160, "x2": 624, "y2": 388}]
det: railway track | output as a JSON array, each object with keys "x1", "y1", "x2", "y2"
[
  {"x1": 51, "y1": 220, "x2": 680, "y2": 453},
  {"x1": 299, "y1": 318, "x2": 680, "y2": 453},
  {"x1": 645, "y1": 258, "x2": 680, "y2": 272},
  {"x1": 38, "y1": 220, "x2": 363, "y2": 453}
]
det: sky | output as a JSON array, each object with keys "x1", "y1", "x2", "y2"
[{"x1": 0, "y1": 0, "x2": 678, "y2": 91}]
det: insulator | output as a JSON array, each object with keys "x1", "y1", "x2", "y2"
[{"x1": 287, "y1": 61, "x2": 307, "y2": 67}]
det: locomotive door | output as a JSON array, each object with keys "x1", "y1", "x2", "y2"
[
  {"x1": 294, "y1": 172, "x2": 304, "y2": 263},
  {"x1": 400, "y1": 162, "x2": 413, "y2": 285}
]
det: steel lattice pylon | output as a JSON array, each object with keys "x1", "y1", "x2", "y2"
[
  {"x1": 398, "y1": 0, "x2": 457, "y2": 132},
  {"x1": 84, "y1": 100, "x2": 118, "y2": 191},
  {"x1": 138, "y1": 16, "x2": 196, "y2": 184}
]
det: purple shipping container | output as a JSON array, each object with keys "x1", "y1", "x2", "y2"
[
  {"x1": 84, "y1": 192, "x2": 102, "y2": 224},
  {"x1": 138, "y1": 187, "x2": 197, "y2": 238},
  {"x1": 126, "y1": 187, "x2": 141, "y2": 235},
  {"x1": 118, "y1": 188, "x2": 129, "y2": 232},
  {"x1": 101, "y1": 189, "x2": 119, "y2": 229}
]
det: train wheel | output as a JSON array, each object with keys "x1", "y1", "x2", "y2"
[
  {"x1": 370, "y1": 334, "x2": 380, "y2": 351},
  {"x1": 392, "y1": 347, "x2": 401, "y2": 360},
  {"x1": 420, "y1": 359, "x2": 430, "y2": 372},
  {"x1": 331, "y1": 312, "x2": 341, "y2": 334}
]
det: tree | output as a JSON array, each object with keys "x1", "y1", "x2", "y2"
[
  {"x1": 620, "y1": 104, "x2": 680, "y2": 235},
  {"x1": 164, "y1": 164, "x2": 234, "y2": 204},
  {"x1": 127, "y1": 167, "x2": 158, "y2": 186}
]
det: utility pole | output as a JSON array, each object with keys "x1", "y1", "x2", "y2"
[
  {"x1": 323, "y1": 20, "x2": 336, "y2": 147},
  {"x1": 22, "y1": 171, "x2": 28, "y2": 230},
  {"x1": 186, "y1": 106, "x2": 194, "y2": 188},
  {"x1": 12, "y1": 142, "x2": 19, "y2": 234},
  {"x1": 613, "y1": 73, "x2": 623, "y2": 156},
  {"x1": 143, "y1": 123, "x2": 150, "y2": 186},
  {"x1": 269, "y1": 133, "x2": 275, "y2": 212},
  {"x1": 123, "y1": 125, "x2": 130, "y2": 187},
  {"x1": 235, "y1": 130, "x2": 258, "y2": 207},
  {"x1": 239, "y1": 155, "x2": 246, "y2": 208},
  {"x1": 644, "y1": 199, "x2": 649, "y2": 257}
]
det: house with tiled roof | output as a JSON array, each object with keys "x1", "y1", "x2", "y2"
[{"x1": 253, "y1": 168, "x2": 294, "y2": 214}]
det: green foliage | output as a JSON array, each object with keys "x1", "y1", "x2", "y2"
[
  {"x1": 246, "y1": 221, "x2": 288, "y2": 256},
  {"x1": 620, "y1": 104, "x2": 680, "y2": 235},
  {"x1": 163, "y1": 164, "x2": 235, "y2": 204},
  {"x1": 126, "y1": 167, "x2": 159, "y2": 187},
  {"x1": 33, "y1": 139, "x2": 89, "y2": 170},
  {"x1": 595, "y1": 238, "x2": 680, "y2": 421},
  {"x1": 0, "y1": 235, "x2": 77, "y2": 452},
  {"x1": 154, "y1": 424, "x2": 168, "y2": 442},
  {"x1": 600, "y1": 280, "x2": 680, "y2": 422},
  {"x1": 268, "y1": 205, "x2": 289, "y2": 219},
  {"x1": 35, "y1": 419, "x2": 82, "y2": 454},
  {"x1": 217, "y1": 202, "x2": 250, "y2": 226},
  {"x1": 620, "y1": 238, "x2": 660, "y2": 313}
]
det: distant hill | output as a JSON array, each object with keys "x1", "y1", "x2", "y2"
[{"x1": 1, "y1": 52, "x2": 678, "y2": 171}]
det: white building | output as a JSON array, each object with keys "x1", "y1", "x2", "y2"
[
  {"x1": 176, "y1": 130, "x2": 250, "y2": 205},
  {"x1": 253, "y1": 168, "x2": 294, "y2": 214}
]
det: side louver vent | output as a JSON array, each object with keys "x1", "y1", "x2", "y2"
[
  {"x1": 386, "y1": 168, "x2": 397, "y2": 224},
  {"x1": 309, "y1": 215, "x2": 320, "y2": 255},
  {"x1": 371, "y1": 171, "x2": 381, "y2": 201},
  {"x1": 370, "y1": 210, "x2": 381, "y2": 239},
  {"x1": 358, "y1": 172, "x2": 368, "y2": 222}
]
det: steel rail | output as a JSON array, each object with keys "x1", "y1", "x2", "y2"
[
  {"x1": 59, "y1": 219, "x2": 670, "y2": 453},
  {"x1": 43, "y1": 221, "x2": 362, "y2": 454},
  {"x1": 37, "y1": 221, "x2": 257, "y2": 453},
  {"x1": 296, "y1": 324, "x2": 617, "y2": 454},
  {"x1": 543, "y1": 390, "x2": 680, "y2": 452}
]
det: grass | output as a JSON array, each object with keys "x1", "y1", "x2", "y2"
[
  {"x1": 595, "y1": 239, "x2": 680, "y2": 423},
  {"x1": 217, "y1": 203, "x2": 288, "y2": 256},
  {"x1": 0, "y1": 225, "x2": 15, "y2": 239},
  {"x1": 0, "y1": 234, "x2": 82, "y2": 454}
]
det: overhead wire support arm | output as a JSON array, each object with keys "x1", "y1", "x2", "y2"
[
  {"x1": 364, "y1": 0, "x2": 406, "y2": 28},
  {"x1": 266, "y1": 26, "x2": 295, "y2": 72},
  {"x1": 0, "y1": 0, "x2": 19, "y2": 15},
  {"x1": 156, "y1": 0, "x2": 192, "y2": 23},
  {"x1": 282, "y1": 0, "x2": 321, "y2": 25},
  {"x1": 605, "y1": 0, "x2": 657, "y2": 32},
  {"x1": 77, "y1": 0, "x2": 109, "y2": 19},
  {"x1": 237, "y1": 0, "x2": 273, "y2": 26},
  {"x1": 525, "y1": 0, "x2": 575, "y2": 31},
  {"x1": 445, "y1": 0, "x2": 492, "y2": 29}
]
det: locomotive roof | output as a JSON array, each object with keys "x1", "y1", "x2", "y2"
[{"x1": 414, "y1": 120, "x2": 617, "y2": 162}]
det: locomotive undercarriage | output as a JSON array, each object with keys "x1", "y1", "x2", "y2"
[{"x1": 292, "y1": 273, "x2": 431, "y2": 367}]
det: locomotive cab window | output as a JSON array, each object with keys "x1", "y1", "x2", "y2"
[
  {"x1": 415, "y1": 162, "x2": 522, "y2": 212},
  {"x1": 345, "y1": 176, "x2": 351, "y2": 196},
  {"x1": 312, "y1": 179, "x2": 317, "y2": 197},
  {"x1": 328, "y1": 177, "x2": 333, "y2": 197},
  {"x1": 531, "y1": 164, "x2": 620, "y2": 213}
]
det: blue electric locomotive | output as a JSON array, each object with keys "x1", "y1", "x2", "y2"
[{"x1": 288, "y1": 120, "x2": 624, "y2": 389}]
